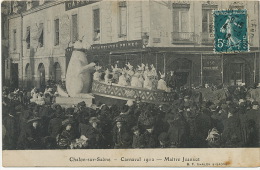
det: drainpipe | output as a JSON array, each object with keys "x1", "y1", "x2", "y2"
[
  {"x1": 20, "y1": 13, "x2": 23, "y2": 89},
  {"x1": 258, "y1": 1, "x2": 260, "y2": 84},
  {"x1": 200, "y1": 53, "x2": 203, "y2": 86}
]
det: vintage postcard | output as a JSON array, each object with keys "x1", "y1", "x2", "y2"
[{"x1": 1, "y1": 0, "x2": 260, "y2": 167}]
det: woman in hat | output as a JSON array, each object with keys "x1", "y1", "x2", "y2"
[
  {"x1": 140, "y1": 123, "x2": 159, "y2": 148},
  {"x1": 131, "y1": 126, "x2": 143, "y2": 149},
  {"x1": 25, "y1": 117, "x2": 43, "y2": 149},
  {"x1": 84, "y1": 117, "x2": 104, "y2": 149},
  {"x1": 113, "y1": 117, "x2": 132, "y2": 149},
  {"x1": 57, "y1": 119, "x2": 75, "y2": 149}
]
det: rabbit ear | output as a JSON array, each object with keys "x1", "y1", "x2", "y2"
[{"x1": 159, "y1": 71, "x2": 162, "y2": 75}]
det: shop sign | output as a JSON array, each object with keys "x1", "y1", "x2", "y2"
[
  {"x1": 202, "y1": 55, "x2": 222, "y2": 85},
  {"x1": 90, "y1": 40, "x2": 143, "y2": 51},
  {"x1": 65, "y1": 0, "x2": 100, "y2": 11}
]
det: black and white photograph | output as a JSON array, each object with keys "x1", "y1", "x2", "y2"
[{"x1": 1, "y1": 0, "x2": 260, "y2": 167}]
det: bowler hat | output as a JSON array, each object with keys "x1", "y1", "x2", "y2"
[
  {"x1": 62, "y1": 119, "x2": 74, "y2": 127},
  {"x1": 132, "y1": 126, "x2": 140, "y2": 132},
  {"x1": 78, "y1": 101, "x2": 86, "y2": 107},
  {"x1": 115, "y1": 116, "x2": 126, "y2": 123},
  {"x1": 89, "y1": 117, "x2": 100, "y2": 124}
]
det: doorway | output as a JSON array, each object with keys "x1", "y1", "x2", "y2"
[
  {"x1": 169, "y1": 58, "x2": 192, "y2": 88},
  {"x1": 54, "y1": 62, "x2": 61, "y2": 83},
  {"x1": 230, "y1": 63, "x2": 245, "y2": 85},
  {"x1": 11, "y1": 63, "x2": 19, "y2": 89},
  {"x1": 38, "y1": 63, "x2": 45, "y2": 89},
  {"x1": 174, "y1": 71, "x2": 190, "y2": 88}
]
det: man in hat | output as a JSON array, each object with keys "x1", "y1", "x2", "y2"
[
  {"x1": 195, "y1": 107, "x2": 213, "y2": 148},
  {"x1": 140, "y1": 123, "x2": 159, "y2": 148},
  {"x1": 115, "y1": 105, "x2": 136, "y2": 130},
  {"x1": 131, "y1": 126, "x2": 143, "y2": 148},
  {"x1": 3, "y1": 106, "x2": 18, "y2": 150},
  {"x1": 245, "y1": 101, "x2": 259, "y2": 147},
  {"x1": 113, "y1": 117, "x2": 132, "y2": 149},
  {"x1": 210, "y1": 104, "x2": 225, "y2": 133},
  {"x1": 222, "y1": 107, "x2": 243, "y2": 147},
  {"x1": 48, "y1": 104, "x2": 63, "y2": 140},
  {"x1": 26, "y1": 117, "x2": 43, "y2": 149},
  {"x1": 84, "y1": 117, "x2": 104, "y2": 149}
]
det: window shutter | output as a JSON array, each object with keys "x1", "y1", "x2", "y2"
[{"x1": 93, "y1": 9, "x2": 100, "y2": 32}]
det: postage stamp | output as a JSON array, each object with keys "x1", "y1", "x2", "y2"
[{"x1": 213, "y1": 9, "x2": 249, "y2": 53}]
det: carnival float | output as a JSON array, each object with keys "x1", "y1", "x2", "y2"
[
  {"x1": 91, "y1": 62, "x2": 176, "y2": 104},
  {"x1": 57, "y1": 39, "x2": 177, "y2": 105}
]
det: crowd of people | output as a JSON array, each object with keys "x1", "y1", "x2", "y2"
[{"x1": 2, "y1": 83, "x2": 259, "y2": 150}]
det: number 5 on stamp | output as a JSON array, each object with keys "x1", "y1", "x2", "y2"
[{"x1": 213, "y1": 9, "x2": 249, "y2": 53}]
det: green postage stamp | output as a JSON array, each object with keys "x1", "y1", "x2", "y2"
[{"x1": 213, "y1": 9, "x2": 249, "y2": 53}]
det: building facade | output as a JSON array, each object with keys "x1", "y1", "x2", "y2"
[{"x1": 4, "y1": 0, "x2": 260, "y2": 90}]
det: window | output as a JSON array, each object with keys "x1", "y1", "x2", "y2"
[
  {"x1": 12, "y1": 1, "x2": 19, "y2": 13},
  {"x1": 202, "y1": 9, "x2": 214, "y2": 33},
  {"x1": 118, "y1": 1, "x2": 127, "y2": 37},
  {"x1": 13, "y1": 29, "x2": 17, "y2": 51},
  {"x1": 2, "y1": 19, "x2": 8, "y2": 39},
  {"x1": 93, "y1": 8, "x2": 100, "y2": 41},
  {"x1": 172, "y1": 3, "x2": 193, "y2": 43},
  {"x1": 26, "y1": 26, "x2": 30, "y2": 49},
  {"x1": 54, "y1": 19, "x2": 59, "y2": 46},
  {"x1": 172, "y1": 7, "x2": 189, "y2": 33},
  {"x1": 72, "y1": 14, "x2": 78, "y2": 43},
  {"x1": 38, "y1": 23, "x2": 44, "y2": 47}
]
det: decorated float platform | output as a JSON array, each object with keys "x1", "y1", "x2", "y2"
[{"x1": 91, "y1": 80, "x2": 177, "y2": 105}]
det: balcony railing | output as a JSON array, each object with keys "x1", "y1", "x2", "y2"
[
  {"x1": 171, "y1": 32, "x2": 195, "y2": 44},
  {"x1": 201, "y1": 32, "x2": 214, "y2": 45}
]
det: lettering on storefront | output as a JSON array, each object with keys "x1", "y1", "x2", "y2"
[
  {"x1": 65, "y1": 0, "x2": 100, "y2": 11},
  {"x1": 202, "y1": 55, "x2": 222, "y2": 84},
  {"x1": 90, "y1": 40, "x2": 143, "y2": 51}
]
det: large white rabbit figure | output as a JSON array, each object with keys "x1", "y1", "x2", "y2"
[{"x1": 66, "y1": 39, "x2": 96, "y2": 98}]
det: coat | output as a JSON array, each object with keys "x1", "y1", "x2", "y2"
[
  {"x1": 25, "y1": 125, "x2": 43, "y2": 149},
  {"x1": 113, "y1": 127, "x2": 132, "y2": 149},
  {"x1": 244, "y1": 109, "x2": 259, "y2": 147},
  {"x1": 84, "y1": 124, "x2": 104, "y2": 149},
  {"x1": 57, "y1": 130, "x2": 74, "y2": 149},
  {"x1": 222, "y1": 116, "x2": 243, "y2": 147},
  {"x1": 132, "y1": 134, "x2": 143, "y2": 148},
  {"x1": 167, "y1": 118, "x2": 188, "y2": 148},
  {"x1": 140, "y1": 130, "x2": 158, "y2": 148},
  {"x1": 48, "y1": 117, "x2": 63, "y2": 138},
  {"x1": 3, "y1": 114, "x2": 18, "y2": 149}
]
